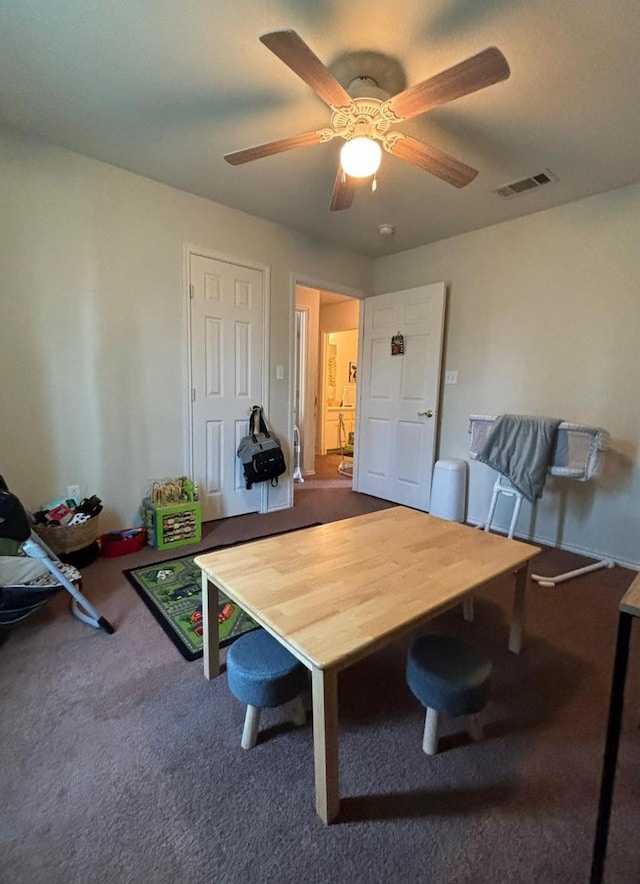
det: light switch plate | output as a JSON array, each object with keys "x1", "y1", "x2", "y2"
[{"x1": 445, "y1": 370, "x2": 458, "y2": 385}]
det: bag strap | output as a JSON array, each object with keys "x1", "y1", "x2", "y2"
[
  {"x1": 257, "y1": 408, "x2": 270, "y2": 437},
  {"x1": 249, "y1": 406, "x2": 260, "y2": 438},
  {"x1": 249, "y1": 405, "x2": 271, "y2": 440}
]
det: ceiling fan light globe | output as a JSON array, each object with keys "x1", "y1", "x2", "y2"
[{"x1": 340, "y1": 137, "x2": 382, "y2": 178}]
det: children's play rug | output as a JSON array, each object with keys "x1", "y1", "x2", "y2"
[{"x1": 124, "y1": 524, "x2": 320, "y2": 661}]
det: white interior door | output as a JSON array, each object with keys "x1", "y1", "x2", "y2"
[
  {"x1": 189, "y1": 252, "x2": 267, "y2": 521},
  {"x1": 355, "y1": 283, "x2": 445, "y2": 510}
]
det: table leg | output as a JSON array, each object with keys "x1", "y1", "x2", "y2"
[
  {"x1": 590, "y1": 611, "x2": 633, "y2": 884},
  {"x1": 509, "y1": 565, "x2": 528, "y2": 654},
  {"x1": 201, "y1": 571, "x2": 220, "y2": 680},
  {"x1": 312, "y1": 667, "x2": 339, "y2": 824}
]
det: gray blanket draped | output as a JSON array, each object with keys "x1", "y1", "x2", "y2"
[{"x1": 475, "y1": 414, "x2": 562, "y2": 503}]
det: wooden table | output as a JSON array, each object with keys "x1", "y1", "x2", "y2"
[
  {"x1": 590, "y1": 572, "x2": 640, "y2": 884},
  {"x1": 195, "y1": 507, "x2": 539, "y2": 824}
]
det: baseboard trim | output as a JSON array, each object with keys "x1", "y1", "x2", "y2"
[{"x1": 465, "y1": 519, "x2": 640, "y2": 572}]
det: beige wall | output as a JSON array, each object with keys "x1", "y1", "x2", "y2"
[
  {"x1": 319, "y1": 298, "x2": 360, "y2": 334},
  {"x1": 0, "y1": 127, "x2": 372, "y2": 530},
  {"x1": 328, "y1": 330, "x2": 358, "y2": 403},
  {"x1": 374, "y1": 183, "x2": 640, "y2": 567}
]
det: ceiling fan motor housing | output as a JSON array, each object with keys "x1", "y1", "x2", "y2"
[
  {"x1": 330, "y1": 96, "x2": 398, "y2": 147},
  {"x1": 346, "y1": 76, "x2": 388, "y2": 101}
]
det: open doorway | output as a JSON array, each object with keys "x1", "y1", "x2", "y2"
[{"x1": 294, "y1": 285, "x2": 361, "y2": 490}]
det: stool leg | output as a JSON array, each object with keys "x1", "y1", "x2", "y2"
[
  {"x1": 241, "y1": 704, "x2": 261, "y2": 749},
  {"x1": 423, "y1": 707, "x2": 440, "y2": 755},
  {"x1": 289, "y1": 695, "x2": 306, "y2": 727},
  {"x1": 462, "y1": 595, "x2": 475, "y2": 622},
  {"x1": 467, "y1": 713, "x2": 484, "y2": 742}
]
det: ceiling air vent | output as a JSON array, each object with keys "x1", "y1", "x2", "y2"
[{"x1": 494, "y1": 169, "x2": 558, "y2": 199}]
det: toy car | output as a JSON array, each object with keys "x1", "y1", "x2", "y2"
[
  {"x1": 169, "y1": 582, "x2": 199, "y2": 601},
  {"x1": 189, "y1": 602, "x2": 234, "y2": 636},
  {"x1": 218, "y1": 603, "x2": 234, "y2": 623}
]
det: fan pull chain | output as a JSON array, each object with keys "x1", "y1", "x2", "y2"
[{"x1": 372, "y1": 173, "x2": 377, "y2": 192}]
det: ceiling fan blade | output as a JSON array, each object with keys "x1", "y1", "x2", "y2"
[
  {"x1": 224, "y1": 130, "x2": 325, "y2": 165},
  {"x1": 260, "y1": 30, "x2": 353, "y2": 110},
  {"x1": 389, "y1": 135, "x2": 478, "y2": 188},
  {"x1": 388, "y1": 47, "x2": 510, "y2": 121},
  {"x1": 329, "y1": 167, "x2": 356, "y2": 211}
]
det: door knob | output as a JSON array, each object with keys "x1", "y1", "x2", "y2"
[{"x1": 418, "y1": 410, "x2": 433, "y2": 418}]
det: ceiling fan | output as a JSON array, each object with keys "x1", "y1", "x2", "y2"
[{"x1": 224, "y1": 30, "x2": 510, "y2": 212}]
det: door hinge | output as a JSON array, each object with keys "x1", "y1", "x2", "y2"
[
  {"x1": 189, "y1": 284, "x2": 195, "y2": 299},
  {"x1": 192, "y1": 388, "x2": 196, "y2": 403}
]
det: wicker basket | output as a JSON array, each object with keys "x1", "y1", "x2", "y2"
[{"x1": 34, "y1": 516, "x2": 100, "y2": 555}]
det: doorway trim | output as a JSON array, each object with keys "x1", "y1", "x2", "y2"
[
  {"x1": 289, "y1": 272, "x2": 367, "y2": 508},
  {"x1": 294, "y1": 306, "x2": 309, "y2": 471},
  {"x1": 183, "y1": 243, "x2": 271, "y2": 516}
]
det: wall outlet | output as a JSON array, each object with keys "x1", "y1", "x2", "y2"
[
  {"x1": 445, "y1": 370, "x2": 458, "y2": 385},
  {"x1": 67, "y1": 485, "x2": 81, "y2": 502}
]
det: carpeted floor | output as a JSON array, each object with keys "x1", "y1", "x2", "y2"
[
  {"x1": 295, "y1": 453, "x2": 353, "y2": 489},
  {"x1": 1, "y1": 486, "x2": 639, "y2": 884}
]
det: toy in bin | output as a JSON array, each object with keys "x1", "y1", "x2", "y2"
[
  {"x1": 32, "y1": 494, "x2": 103, "y2": 565},
  {"x1": 100, "y1": 527, "x2": 147, "y2": 558}
]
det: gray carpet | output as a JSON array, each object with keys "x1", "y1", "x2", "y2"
[{"x1": 1, "y1": 487, "x2": 639, "y2": 884}]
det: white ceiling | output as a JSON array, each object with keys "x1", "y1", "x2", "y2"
[{"x1": 2, "y1": 1, "x2": 639, "y2": 258}]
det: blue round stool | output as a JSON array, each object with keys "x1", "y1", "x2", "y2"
[
  {"x1": 406, "y1": 634, "x2": 492, "y2": 755},
  {"x1": 226, "y1": 629, "x2": 308, "y2": 749}
]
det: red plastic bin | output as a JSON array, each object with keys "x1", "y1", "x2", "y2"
[{"x1": 100, "y1": 528, "x2": 147, "y2": 557}]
